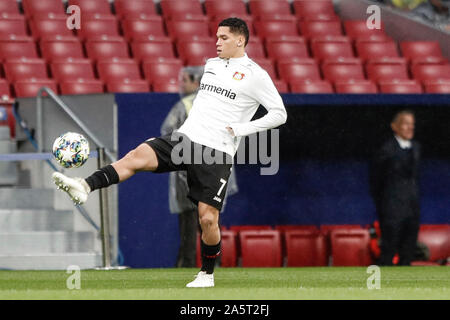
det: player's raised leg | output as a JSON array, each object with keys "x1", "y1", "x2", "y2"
[
  {"x1": 186, "y1": 202, "x2": 220, "y2": 288},
  {"x1": 52, "y1": 142, "x2": 159, "y2": 204}
]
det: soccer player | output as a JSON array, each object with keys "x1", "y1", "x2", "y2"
[{"x1": 52, "y1": 18, "x2": 287, "y2": 287}]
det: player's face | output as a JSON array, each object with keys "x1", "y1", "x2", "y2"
[
  {"x1": 392, "y1": 114, "x2": 415, "y2": 140},
  {"x1": 216, "y1": 26, "x2": 244, "y2": 59}
]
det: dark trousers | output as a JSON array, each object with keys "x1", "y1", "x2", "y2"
[
  {"x1": 176, "y1": 209, "x2": 199, "y2": 268},
  {"x1": 378, "y1": 215, "x2": 420, "y2": 266}
]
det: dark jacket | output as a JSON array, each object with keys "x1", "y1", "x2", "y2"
[{"x1": 369, "y1": 135, "x2": 421, "y2": 221}]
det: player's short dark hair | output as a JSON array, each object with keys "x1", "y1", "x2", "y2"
[{"x1": 218, "y1": 17, "x2": 249, "y2": 47}]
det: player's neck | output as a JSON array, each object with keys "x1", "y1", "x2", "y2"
[{"x1": 228, "y1": 51, "x2": 246, "y2": 59}]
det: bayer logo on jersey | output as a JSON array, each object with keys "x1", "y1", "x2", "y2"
[{"x1": 232, "y1": 72, "x2": 245, "y2": 80}]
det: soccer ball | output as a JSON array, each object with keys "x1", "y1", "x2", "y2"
[{"x1": 52, "y1": 132, "x2": 90, "y2": 168}]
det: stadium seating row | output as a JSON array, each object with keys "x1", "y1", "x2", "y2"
[
  {"x1": 0, "y1": 0, "x2": 449, "y2": 97},
  {"x1": 0, "y1": 0, "x2": 342, "y2": 21},
  {"x1": 196, "y1": 224, "x2": 450, "y2": 267}
]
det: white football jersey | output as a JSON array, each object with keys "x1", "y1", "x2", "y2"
[{"x1": 177, "y1": 53, "x2": 287, "y2": 157}]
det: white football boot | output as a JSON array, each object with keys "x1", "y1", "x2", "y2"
[
  {"x1": 52, "y1": 172, "x2": 90, "y2": 205},
  {"x1": 186, "y1": 271, "x2": 215, "y2": 288}
]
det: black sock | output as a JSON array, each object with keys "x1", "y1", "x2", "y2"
[
  {"x1": 85, "y1": 165, "x2": 120, "y2": 192},
  {"x1": 200, "y1": 240, "x2": 221, "y2": 274}
]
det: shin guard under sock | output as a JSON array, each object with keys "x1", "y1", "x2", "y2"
[
  {"x1": 85, "y1": 165, "x2": 120, "y2": 192},
  {"x1": 200, "y1": 240, "x2": 221, "y2": 274}
]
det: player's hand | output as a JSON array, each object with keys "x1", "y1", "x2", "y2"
[{"x1": 226, "y1": 126, "x2": 235, "y2": 137}]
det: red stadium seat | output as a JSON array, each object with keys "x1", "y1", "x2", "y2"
[
  {"x1": 299, "y1": 20, "x2": 343, "y2": 39},
  {"x1": 0, "y1": 0, "x2": 20, "y2": 14},
  {"x1": 335, "y1": 80, "x2": 378, "y2": 93},
  {"x1": 273, "y1": 79, "x2": 289, "y2": 93},
  {"x1": 330, "y1": 229, "x2": 372, "y2": 266},
  {"x1": 143, "y1": 58, "x2": 183, "y2": 84},
  {"x1": 344, "y1": 20, "x2": 387, "y2": 40},
  {"x1": 204, "y1": 0, "x2": 248, "y2": 19},
  {"x1": 68, "y1": 0, "x2": 111, "y2": 15},
  {"x1": 320, "y1": 224, "x2": 363, "y2": 236},
  {"x1": 76, "y1": 15, "x2": 120, "y2": 40},
  {"x1": 254, "y1": 19, "x2": 299, "y2": 40},
  {"x1": 22, "y1": 0, "x2": 65, "y2": 18},
  {"x1": 265, "y1": 36, "x2": 309, "y2": 61},
  {"x1": 51, "y1": 58, "x2": 95, "y2": 81},
  {"x1": 0, "y1": 35, "x2": 39, "y2": 60},
  {"x1": 97, "y1": 58, "x2": 142, "y2": 82},
  {"x1": 152, "y1": 78, "x2": 179, "y2": 92},
  {"x1": 131, "y1": 37, "x2": 175, "y2": 62},
  {"x1": 115, "y1": 0, "x2": 157, "y2": 19},
  {"x1": 122, "y1": 16, "x2": 166, "y2": 41},
  {"x1": 176, "y1": 38, "x2": 216, "y2": 65},
  {"x1": 4, "y1": 58, "x2": 48, "y2": 82},
  {"x1": 229, "y1": 225, "x2": 273, "y2": 232},
  {"x1": 245, "y1": 37, "x2": 266, "y2": 59},
  {"x1": 252, "y1": 58, "x2": 277, "y2": 80},
  {"x1": 14, "y1": 78, "x2": 58, "y2": 97},
  {"x1": 321, "y1": 58, "x2": 365, "y2": 83},
  {"x1": 290, "y1": 79, "x2": 333, "y2": 93},
  {"x1": 0, "y1": 15, "x2": 28, "y2": 37},
  {"x1": 366, "y1": 58, "x2": 410, "y2": 82},
  {"x1": 409, "y1": 56, "x2": 448, "y2": 67},
  {"x1": 166, "y1": 19, "x2": 211, "y2": 42},
  {"x1": 379, "y1": 79, "x2": 423, "y2": 93},
  {"x1": 293, "y1": 0, "x2": 336, "y2": 20},
  {"x1": 411, "y1": 64, "x2": 450, "y2": 82},
  {"x1": 59, "y1": 78, "x2": 104, "y2": 95},
  {"x1": 285, "y1": 229, "x2": 328, "y2": 266},
  {"x1": 400, "y1": 41, "x2": 443, "y2": 61},
  {"x1": 85, "y1": 36, "x2": 130, "y2": 61},
  {"x1": 310, "y1": 36, "x2": 354, "y2": 61},
  {"x1": 356, "y1": 40, "x2": 400, "y2": 61},
  {"x1": 30, "y1": 16, "x2": 75, "y2": 39},
  {"x1": 239, "y1": 230, "x2": 282, "y2": 267},
  {"x1": 0, "y1": 78, "x2": 12, "y2": 101},
  {"x1": 248, "y1": 0, "x2": 292, "y2": 18},
  {"x1": 40, "y1": 36, "x2": 85, "y2": 62},
  {"x1": 415, "y1": 225, "x2": 450, "y2": 263},
  {"x1": 424, "y1": 79, "x2": 450, "y2": 93},
  {"x1": 277, "y1": 58, "x2": 321, "y2": 82},
  {"x1": 276, "y1": 225, "x2": 320, "y2": 233},
  {"x1": 220, "y1": 230, "x2": 238, "y2": 267},
  {"x1": 276, "y1": 225, "x2": 320, "y2": 264},
  {"x1": 106, "y1": 79, "x2": 150, "y2": 93},
  {"x1": 160, "y1": 0, "x2": 204, "y2": 20}
]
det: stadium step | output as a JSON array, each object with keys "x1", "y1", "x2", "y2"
[
  {"x1": 0, "y1": 140, "x2": 19, "y2": 186},
  {"x1": 0, "y1": 188, "x2": 55, "y2": 209},
  {"x1": 0, "y1": 209, "x2": 74, "y2": 232},
  {"x1": 0, "y1": 252, "x2": 102, "y2": 270},
  {"x1": 0, "y1": 231, "x2": 96, "y2": 254}
]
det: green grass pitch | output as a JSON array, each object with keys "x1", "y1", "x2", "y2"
[{"x1": 0, "y1": 267, "x2": 449, "y2": 300}]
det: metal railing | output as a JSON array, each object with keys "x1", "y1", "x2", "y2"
[{"x1": 35, "y1": 87, "x2": 122, "y2": 269}]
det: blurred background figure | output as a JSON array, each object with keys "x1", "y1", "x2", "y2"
[
  {"x1": 160, "y1": 66, "x2": 238, "y2": 267},
  {"x1": 369, "y1": 110, "x2": 421, "y2": 266},
  {"x1": 376, "y1": 0, "x2": 450, "y2": 30}
]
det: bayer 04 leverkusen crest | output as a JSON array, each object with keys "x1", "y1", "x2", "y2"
[{"x1": 232, "y1": 72, "x2": 245, "y2": 80}]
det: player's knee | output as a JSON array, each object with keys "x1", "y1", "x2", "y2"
[
  {"x1": 125, "y1": 144, "x2": 157, "y2": 171},
  {"x1": 199, "y1": 211, "x2": 218, "y2": 230}
]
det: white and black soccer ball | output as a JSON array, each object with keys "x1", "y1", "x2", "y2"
[{"x1": 52, "y1": 132, "x2": 90, "y2": 168}]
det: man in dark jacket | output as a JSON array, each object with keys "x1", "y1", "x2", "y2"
[{"x1": 370, "y1": 110, "x2": 421, "y2": 266}]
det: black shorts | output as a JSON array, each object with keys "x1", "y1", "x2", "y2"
[{"x1": 145, "y1": 133, "x2": 233, "y2": 211}]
